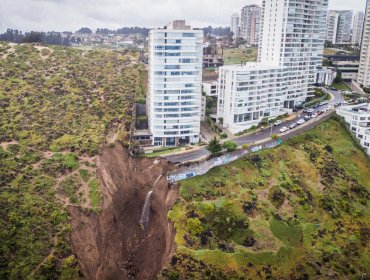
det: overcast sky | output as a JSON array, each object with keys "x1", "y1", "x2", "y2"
[{"x1": 0, "y1": 0, "x2": 366, "y2": 33}]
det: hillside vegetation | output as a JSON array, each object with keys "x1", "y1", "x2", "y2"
[
  {"x1": 161, "y1": 119, "x2": 370, "y2": 279},
  {"x1": 0, "y1": 42, "x2": 141, "y2": 279},
  {"x1": 223, "y1": 47, "x2": 258, "y2": 65}
]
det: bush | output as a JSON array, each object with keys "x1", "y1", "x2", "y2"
[
  {"x1": 242, "y1": 144, "x2": 250, "y2": 150},
  {"x1": 187, "y1": 218, "x2": 204, "y2": 235},
  {"x1": 223, "y1": 141, "x2": 238, "y2": 152}
]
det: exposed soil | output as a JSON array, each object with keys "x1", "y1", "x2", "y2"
[{"x1": 69, "y1": 143, "x2": 178, "y2": 280}]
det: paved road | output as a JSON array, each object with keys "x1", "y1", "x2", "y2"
[{"x1": 164, "y1": 90, "x2": 342, "y2": 163}]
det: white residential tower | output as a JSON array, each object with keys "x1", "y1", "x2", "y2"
[
  {"x1": 217, "y1": 0, "x2": 328, "y2": 134},
  {"x1": 148, "y1": 20, "x2": 203, "y2": 147}
]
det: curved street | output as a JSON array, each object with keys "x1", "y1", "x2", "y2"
[{"x1": 164, "y1": 89, "x2": 343, "y2": 163}]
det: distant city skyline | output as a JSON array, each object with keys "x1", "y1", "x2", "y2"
[{"x1": 0, "y1": 0, "x2": 366, "y2": 33}]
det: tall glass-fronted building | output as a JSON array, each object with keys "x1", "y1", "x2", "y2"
[{"x1": 148, "y1": 20, "x2": 203, "y2": 147}]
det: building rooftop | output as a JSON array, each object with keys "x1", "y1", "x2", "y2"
[{"x1": 339, "y1": 103, "x2": 370, "y2": 114}]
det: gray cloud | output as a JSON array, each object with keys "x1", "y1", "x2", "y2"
[{"x1": 0, "y1": 0, "x2": 366, "y2": 33}]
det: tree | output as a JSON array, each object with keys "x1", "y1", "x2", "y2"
[
  {"x1": 333, "y1": 72, "x2": 342, "y2": 84},
  {"x1": 223, "y1": 141, "x2": 238, "y2": 152},
  {"x1": 76, "y1": 27, "x2": 92, "y2": 34},
  {"x1": 207, "y1": 137, "x2": 222, "y2": 154}
]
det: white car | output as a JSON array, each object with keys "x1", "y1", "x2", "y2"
[
  {"x1": 279, "y1": 126, "x2": 289, "y2": 133},
  {"x1": 311, "y1": 112, "x2": 318, "y2": 118},
  {"x1": 274, "y1": 120, "x2": 282, "y2": 126},
  {"x1": 307, "y1": 108, "x2": 315, "y2": 114},
  {"x1": 296, "y1": 119, "x2": 305, "y2": 125}
]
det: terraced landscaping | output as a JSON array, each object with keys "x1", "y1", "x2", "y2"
[
  {"x1": 160, "y1": 119, "x2": 370, "y2": 279},
  {"x1": 0, "y1": 42, "x2": 141, "y2": 278}
]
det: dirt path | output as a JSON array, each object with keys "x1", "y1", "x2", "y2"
[
  {"x1": 69, "y1": 143, "x2": 178, "y2": 280},
  {"x1": 29, "y1": 236, "x2": 57, "y2": 277},
  {"x1": 0, "y1": 141, "x2": 19, "y2": 150}
]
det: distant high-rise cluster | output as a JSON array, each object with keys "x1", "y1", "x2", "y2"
[
  {"x1": 230, "y1": 4, "x2": 261, "y2": 46},
  {"x1": 325, "y1": 9, "x2": 367, "y2": 46},
  {"x1": 325, "y1": 10, "x2": 353, "y2": 44},
  {"x1": 219, "y1": 0, "x2": 329, "y2": 134}
]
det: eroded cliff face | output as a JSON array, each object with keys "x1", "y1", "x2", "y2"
[{"x1": 69, "y1": 143, "x2": 178, "y2": 280}]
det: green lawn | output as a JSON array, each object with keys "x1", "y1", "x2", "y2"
[
  {"x1": 331, "y1": 81, "x2": 351, "y2": 91},
  {"x1": 161, "y1": 118, "x2": 370, "y2": 279}
]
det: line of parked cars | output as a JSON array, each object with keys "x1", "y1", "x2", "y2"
[{"x1": 278, "y1": 104, "x2": 334, "y2": 134}]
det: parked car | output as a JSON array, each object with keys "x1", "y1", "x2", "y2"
[
  {"x1": 297, "y1": 119, "x2": 305, "y2": 125},
  {"x1": 274, "y1": 120, "x2": 283, "y2": 126},
  {"x1": 279, "y1": 126, "x2": 289, "y2": 133},
  {"x1": 307, "y1": 108, "x2": 315, "y2": 114},
  {"x1": 289, "y1": 123, "x2": 298, "y2": 129},
  {"x1": 304, "y1": 115, "x2": 311, "y2": 121},
  {"x1": 319, "y1": 101, "x2": 328, "y2": 106},
  {"x1": 311, "y1": 112, "x2": 318, "y2": 118},
  {"x1": 317, "y1": 110, "x2": 324, "y2": 116}
]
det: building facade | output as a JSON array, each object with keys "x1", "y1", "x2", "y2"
[
  {"x1": 333, "y1": 61, "x2": 359, "y2": 81},
  {"x1": 217, "y1": 0, "x2": 328, "y2": 134},
  {"x1": 203, "y1": 81, "x2": 218, "y2": 97},
  {"x1": 231, "y1": 13, "x2": 240, "y2": 39},
  {"x1": 326, "y1": 11, "x2": 340, "y2": 44},
  {"x1": 325, "y1": 10, "x2": 354, "y2": 45},
  {"x1": 217, "y1": 64, "x2": 286, "y2": 134},
  {"x1": 316, "y1": 66, "x2": 337, "y2": 86},
  {"x1": 240, "y1": 5, "x2": 261, "y2": 46},
  {"x1": 337, "y1": 103, "x2": 370, "y2": 156},
  {"x1": 258, "y1": 0, "x2": 328, "y2": 108},
  {"x1": 357, "y1": 0, "x2": 370, "y2": 87},
  {"x1": 148, "y1": 20, "x2": 203, "y2": 147},
  {"x1": 352, "y1": 11, "x2": 365, "y2": 45}
]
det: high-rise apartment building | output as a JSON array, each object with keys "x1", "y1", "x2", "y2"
[
  {"x1": 352, "y1": 12, "x2": 365, "y2": 45},
  {"x1": 147, "y1": 20, "x2": 203, "y2": 147},
  {"x1": 240, "y1": 5, "x2": 261, "y2": 46},
  {"x1": 231, "y1": 13, "x2": 240, "y2": 39},
  {"x1": 325, "y1": 10, "x2": 354, "y2": 44},
  {"x1": 258, "y1": 0, "x2": 328, "y2": 107},
  {"x1": 217, "y1": 0, "x2": 328, "y2": 134},
  {"x1": 357, "y1": 1, "x2": 370, "y2": 87},
  {"x1": 337, "y1": 10, "x2": 354, "y2": 44},
  {"x1": 326, "y1": 11, "x2": 340, "y2": 44}
]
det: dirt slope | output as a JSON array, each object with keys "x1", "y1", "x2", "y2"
[{"x1": 69, "y1": 143, "x2": 177, "y2": 280}]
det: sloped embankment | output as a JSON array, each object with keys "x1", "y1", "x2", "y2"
[{"x1": 69, "y1": 143, "x2": 177, "y2": 279}]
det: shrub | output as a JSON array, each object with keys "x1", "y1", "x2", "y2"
[
  {"x1": 187, "y1": 218, "x2": 204, "y2": 235},
  {"x1": 223, "y1": 141, "x2": 238, "y2": 152},
  {"x1": 242, "y1": 144, "x2": 250, "y2": 150}
]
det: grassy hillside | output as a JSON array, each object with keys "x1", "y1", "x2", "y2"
[
  {"x1": 0, "y1": 42, "x2": 141, "y2": 279},
  {"x1": 161, "y1": 119, "x2": 370, "y2": 279}
]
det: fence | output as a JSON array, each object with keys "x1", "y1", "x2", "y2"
[{"x1": 167, "y1": 139, "x2": 283, "y2": 183}]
